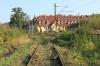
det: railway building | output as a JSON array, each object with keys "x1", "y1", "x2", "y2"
[{"x1": 31, "y1": 15, "x2": 90, "y2": 32}]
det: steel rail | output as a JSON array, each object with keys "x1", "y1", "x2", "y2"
[{"x1": 26, "y1": 42, "x2": 38, "y2": 66}]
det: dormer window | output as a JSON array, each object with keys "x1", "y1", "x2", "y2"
[
  {"x1": 71, "y1": 21, "x2": 73, "y2": 24},
  {"x1": 63, "y1": 21, "x2": 66, "y2": 24},
  {"x1": 68, "y1": 21, "x2": 70, "y2": 25},
  {"x1": 39, "y1": 21, "x2": 41, "y2": 24},
  {"x1": 57, "y1": 21, "x2": 60, "y2": 24},
  {"x1": 42, "y1": 21, "x2": 45, "y2": 24},
  {"x1": 61, "y1": 21, "x2": 63, "y2": 24},
  {"x1": 74, "y1": 21, "x2": 77, "y2": 23}
]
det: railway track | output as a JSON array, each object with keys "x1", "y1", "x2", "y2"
[
  {"x1": 26, "y1": 43, "x2": 65, "y2": 66},
  {"x1": 26, "y1": 42, "x2": 38, "y2": 66},
  {"x1": 51, "y1": 45, "x2": 65, "y2": 66}
]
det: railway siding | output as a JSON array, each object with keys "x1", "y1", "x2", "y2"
[
  {"x1": 27, "y1": 44, "x2": 52, "y2": 66},
  {"x1": 27, "y1": 43, "x2": 74, "y2": 66},
  {"x1": 54, "y1": 45, "x2": 74, "y2": 66}
]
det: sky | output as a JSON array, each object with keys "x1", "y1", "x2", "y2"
[{"x1": 0, "y1": 0, "x2": 100, "y2": 23}]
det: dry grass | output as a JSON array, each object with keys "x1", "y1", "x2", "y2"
[
  {"x1": 54, "y1": 45, "x2": 87, "y2": 66},
  {"x1": 28, "y1": 44, "x2": 51, "y2": 66},
  {"x1": 7, "y1": 34, "x2": 32, "y2": 45}
]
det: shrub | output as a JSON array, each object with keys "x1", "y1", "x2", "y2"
[{"x1": 51, "y1": 31, "x2": 75, "y2": 48}]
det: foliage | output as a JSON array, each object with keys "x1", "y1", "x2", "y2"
[
  {"x1": 51, "y1": 31, "x2": 75, "y2": 48},
  {"x1": 50, "y1": 19, "x2": 100, "y2": 63},
  {"x1": 89, "y1": 22, "x2": 100, "y2": 30},
  {"x1": 0, "y1": 22, "x2": 33, "y2": 66},
  {"x1": 0, "y1": 24, "x2": 25, "y2": 43},
  {"x1": 9, "y1": 7, "x2": 26, "y2": 29},
  {"x1": 91, "y1": 14, "x2": 100, "y2": 30}
]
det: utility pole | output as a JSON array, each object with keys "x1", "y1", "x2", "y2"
[
  {"x1": 78, "y1": 12, "x2": 81, "y2": 28},
  {"x1": 54, "y1": 3, "x2": 57, "y2": 32},
  {"x1": 54, "y1": 3, "x2": 57, "y2": 21}
]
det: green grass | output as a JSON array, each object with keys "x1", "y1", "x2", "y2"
[
  {"x1": 0, "y1": 48, "x2": 8, "y2": 55},
  {"x1": 0, "y1": 43, "x2": 33, "y2": 66},
  {"x1": 0, "y1": 24, "x2": 33, "y2": 66}
]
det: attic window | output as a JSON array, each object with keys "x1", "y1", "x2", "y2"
[
  {"x1": 39, "y1": 21, "x2": 41, "y2": 24},
  {"x1": 74, "y1": 21, "x2": 77, "y2": 23},
  {"x1": 63, "y1": 21, "x2": 66, "y2": 23},
  {"x1": 71, "y1": 21, "x2": 74, "y2": 24},
  {"x1": 57, "y1": 21, "x2": 60, "y2": 24}
]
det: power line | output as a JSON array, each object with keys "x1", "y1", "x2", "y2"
[
  {"x1": 58, "y1": 6, "x2": 68, "y2": 14},
  {"x1": 54, "y1": 3, "x2": 68, "y2": 21}
]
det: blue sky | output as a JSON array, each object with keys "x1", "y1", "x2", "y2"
[{"x1": 0, "y1": 0, "x2": 100, "y2": 23}]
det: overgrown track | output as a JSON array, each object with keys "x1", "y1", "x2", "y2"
[
  {"x1": 26, "y1": 44, "x2": 65, "y2": 66},
  {"x1": 26, "y1": 43, "x2": 38, "y2": 66},
  {"x1": 51, "y1": 45, "x2": 65, "y2": 66}
]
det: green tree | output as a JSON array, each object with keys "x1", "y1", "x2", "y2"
[{"x1": 9, "y1": 7, "x2": 26, "y2": 29}]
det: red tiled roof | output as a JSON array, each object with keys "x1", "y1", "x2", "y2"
[
  {"x1": 36, "y1": 15, "x2": 90, "y2": 25},
  {"x1": 37, "y1": 15, "x2": 54, "y2": 25}
]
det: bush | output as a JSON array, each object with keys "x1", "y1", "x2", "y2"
[
  {"x1": 51, "y1": 31, "x2": 75, "y2": 48},
  {"x1": 0, "y1": 24, "x2": 24, "y2": 43}
]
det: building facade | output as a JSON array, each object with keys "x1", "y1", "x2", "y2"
[{"x1": 34, "y1": 15, "x2": 90, "y2": 32}]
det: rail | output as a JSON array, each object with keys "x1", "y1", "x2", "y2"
[
  {"x1": 26, "y1": 42, "x2": 38, "y2": 66},
  {"x1": 52, "y1": 45, "x2": 65, "y2": 66}
]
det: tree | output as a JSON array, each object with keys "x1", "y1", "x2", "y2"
[{"x1": 9, "y1": 7, "x2": 26, "y2": 29}]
